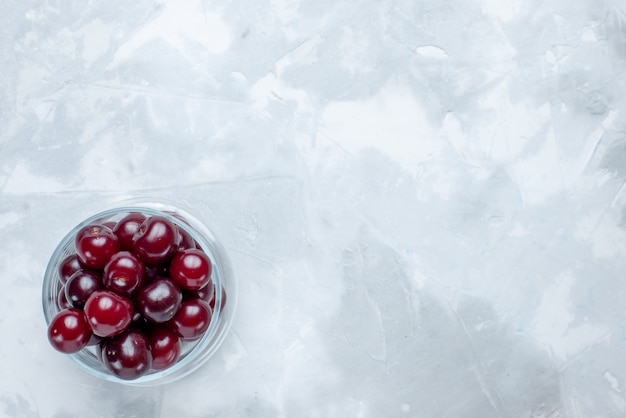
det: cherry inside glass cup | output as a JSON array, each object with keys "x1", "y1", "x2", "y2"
[{"x1": 42, "y1": 203, "x2": 234, "y2": 386}]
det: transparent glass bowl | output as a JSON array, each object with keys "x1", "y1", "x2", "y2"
[{"x1": 41, "y1": 200, "x2": 236, "y2": 386}]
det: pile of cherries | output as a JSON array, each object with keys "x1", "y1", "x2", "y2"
[{"x1": 47, "y1": 212, "x2": 224, "y2": 380}]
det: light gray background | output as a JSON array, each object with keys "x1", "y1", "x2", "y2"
[{"x1": 1, "y1": 0, "x2": 626, "y2": 417}]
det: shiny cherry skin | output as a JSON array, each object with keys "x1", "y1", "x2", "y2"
[
  {"x1": 132, "y1": 216, "x2": 178, "y2": 265},
  {"x1": 103, "y1": 251, "x2": 145, "y2": 297},
  {"x1": 47, "y1": 308, "x2": 93, "y2": 354},
  {"x1": 135, "y1": 277, "x2": 182, "y2": 323},
  {"x1": 148, "y1": 325, "x2": 182, "y2": 371},
  {"x1": 113, "y1": 213, "x2": 147, "y2": 251},
  {"x1": 84, "y1": 290, "x2": 134, "y2": 337},
  {"x1": 185, "y1": 279, "x2": 215, "y2": 305},
  {"x1": 59, "y1": 254, "x2": 84, "y2": 283},
  {"x1": 101, "y1": 329, "x2": 152, "y2": 380},
  {"x1": 167, "y1": 298, "x2": 212, "y2": 340},
  {"x1": 170, "y1": 248, "x2": 212, "y2": 291},
  {"x1": 75, "y1": 224, "x2": 120, "y2": 269},
  {"x1": 210, "y1": 286, "x2": 227, "y2": 312},
  {"x1": 175, "y1": 226, "x2": 196, "y2": 251},
  {"x1": 56, "y1": 285, "x2": 72, "y2": 310},
  {"x1": 65, "y1": 269, "x2": 102, "y2": 309}
]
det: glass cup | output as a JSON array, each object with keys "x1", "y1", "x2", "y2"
[{"x1": 41, "y1": 200, "x2": 236, "y2": 386}]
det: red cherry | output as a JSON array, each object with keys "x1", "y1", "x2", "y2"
[
  {"x1": 167, "y1": 298, "x2": 212, "y2": 340},
  {"x1": 210, "y1": 286, "x2": 227, "y2": 312},
  {"x1": 185, "y1": 280, "x2": 215, "y2": 305},
  {"x1": 148, "y1": 326, "x2": 182, "y2": 371},
  {"x1": 143, "y1": 263, "x2": 169, "y2": 283},
  {"x1": 47, "y1": 308, "x2": 93, "y2": 354},
  {"x1": 84, "y1": 290, "x2": 134, "y2": 337},
  {"x1": 175, "y1": 226, "x2": 196, "y2": 251},
  {"x1": 101, "y1": 329, "x2": 152, "y2": 380},
  {"x1": 170, "y1": 248, "x2": 212, "y2": 291},
  {"x1": 135, "y1": 277, "x2": 182, "y2": 323},
  {"x1": 132, "y1": 216, "x2": 178, "y2": 265},
  {"x1": 103, "y1": 251, "x2": 145, "y2": 297},
  {"x1": 59, "y1": 254, "x2": 84, "y2": 283},
  {"x1": 113, "y1": 213, "x2": 147, "y2": 251},
  {"x1": 75, "y1": 224, "x2": 120, "y2": 269},
  {"x1": 65, "y1": 269, "x2": 102, "y2": 309},
  {"x1": 56, "y1": 285, "x2": 72, "y2": 310}
]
